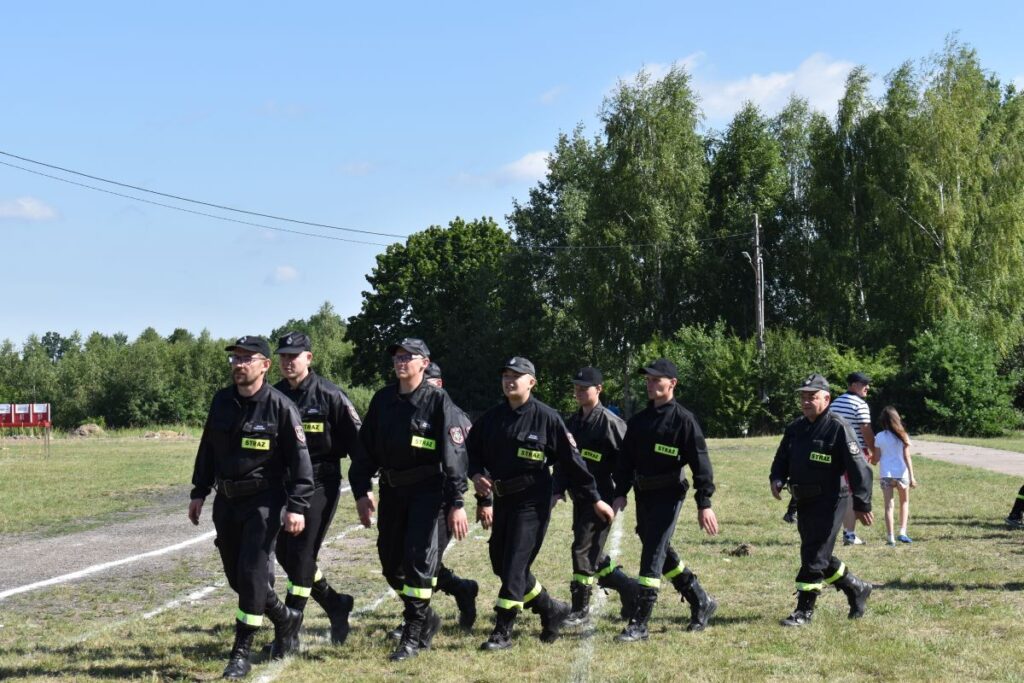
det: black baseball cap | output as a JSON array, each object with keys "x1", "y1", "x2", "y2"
[
  {"x1": 275, "y1": 332, "x2": 312, "y2": 354},
  {"x1": 797, "y1": 373, "x2": 831, "y2": 393},
  {"x1": 424, "y1": 362, "x2": 443, "y2": 380},
  {"x1": 847, "y1": 371, "x2": 871, "y2": 385},
  {"x1": 387, "y1": 337, "x2": 431, "y2": 357},
  {"x1": 638, "y1": 358, "x2": 678, "y2": 380},
  {"x1": 225, "y1": 335, "x2": 271, "y2": 358},
  {"x1": 572, "y1": 367, "x2": 603, "y2": 386},
  {"x1": 502, "y1": 356, "x2": 536, "y2": 377}
]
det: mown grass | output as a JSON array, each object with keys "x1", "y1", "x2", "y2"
[
  {"x1": 917, "y1": 430, "x2": 1024, "y2": 455},
  {"x1": 2, "y1": 437, "x2": 1023, "y2": 681}
]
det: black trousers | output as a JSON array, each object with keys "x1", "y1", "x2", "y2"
[
  {"x1": 275, "y1": 477, "x2": 342, "y2": 590},
  {"x1": 213, "y1": 488, "x2": 284, "y2": 618},
  {"x1": 377, "y1": 478, "x2": 443, "y2": 597},
  {"x1": 795, "y1": 493, "x2": 847, "y2": 588},
  {"x1": 489, "y1": 479, "x2": 551, "y2": 607},
  {"x1": 635, "y1": 488, "x2": 687, "y2": 585},
  {"x1": 571, "y1": 496, "x2": 611, "y2": 577}
]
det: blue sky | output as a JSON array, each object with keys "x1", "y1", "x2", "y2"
[{"x1": 2, "y1": 1, "x2": 1021, "y2": 346}]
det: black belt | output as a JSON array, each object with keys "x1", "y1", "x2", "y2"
[
  {"x1": 788, "y1": 483, "x2": 823, "y2": 500},
  {"x1": 217, "y1": 477, "x2": 273, "y2": 499},
  {"x1": 493, "y1": 474, "x2": 536, "y2": 497},
  {"x1": 380, "y1": 463, "x2": 442, "y2": 487},
  {"x1": 634, "y1": 470, "x2": 682, "y2": 492},
  {"x1": 312, "y1": 460, "x2": 342, "y2": 481}
]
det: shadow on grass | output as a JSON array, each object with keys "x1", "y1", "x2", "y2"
[
  {"x1": 0, "y1": 639, "x2": 225, "y2": 680},
  {"x1": 911, "y1": 517, "x2": 1008, "y2": 530},
  {"x1": 878, "y1": 579, "x2": 1024, "y2": 592}
]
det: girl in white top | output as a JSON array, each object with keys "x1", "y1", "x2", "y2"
[{"x1": 874, "y1": 406, "x2": 917, "y2": 545}]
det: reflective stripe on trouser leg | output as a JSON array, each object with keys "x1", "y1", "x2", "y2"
[
  {"x1": 795, "y1": 582, "x2": 823, "y2": 592},
  {"x1": 595, "y1": 563, "x2": 616, "y2": 579},
  {"x1": 402, "y1": 585, "x2": 433, "y2": 599},
  {"x1": 663, "y1": 562, "x2": 685, "y2": 580},
  {"x1": 823, "y1": 562, "x2": 846, "y2": 585},
  {"x1": 286, "y1": 580, "x2": 312, "y2": 598},
  {"x1": 573, "y1": 573, "x2": 595, "y2": 585},
  {"x1": 314, "y1": 568, "x2": 324, "y2": 582},
  {"x1": 1017, "y1": 493, "x2": 1024, "y2": 501},
  {"x1": 432, "y1": 576, "x2": 438, "y2": 587},
  {"x1": 496, "y1": 597, "x2": 524, "y2": 610},
  {"x1": 637, "y1": 576, "x2": 661, "y2": 588},
  {"x1": 235, "y1": 609, "x2": 264, "y2": 626},
  {"x1": 523, "y1": 580, "x2": 543, "y2": 604}
]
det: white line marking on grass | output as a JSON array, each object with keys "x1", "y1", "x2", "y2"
[
  {"x1": 0, "y1": 530, "x2": 217, "y2": 601},
  {"x1": 142, "y1": 584, "x2": 220, "y2": 619},
  {"x1": 570, "y1": 514, "x2": 625, "y2": 683}
]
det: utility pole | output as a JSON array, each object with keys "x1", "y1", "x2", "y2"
[{"x1": 742, "y1": 214, "x2": 766, "y2": 360}]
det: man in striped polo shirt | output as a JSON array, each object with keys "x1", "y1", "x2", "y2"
[{"x1": 829, "y1": 372, "x2": 876, "y2": 546}]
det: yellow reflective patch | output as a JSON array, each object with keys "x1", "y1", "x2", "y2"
[
  {"x1": 411, "y1": 435, "x2": 437, "y2": 450},
  {"x1": 581, "y1": 448, "x2": 602, "y2": 462},
  {"x1": 654, "y1": 443, "x2": 678, "y2": 457},
  {"x1": 303, "y1": 422, "x2": 325, "y2": 433},
  {"x1": 810, "y1": 451, "x2": 831, "y2": 464},
  {"x1": 517, "y1": 447, "x2": 544, "y2": 462},
  {"x1": 241, "y1": 437, "x2": 270, "y2": 450}
]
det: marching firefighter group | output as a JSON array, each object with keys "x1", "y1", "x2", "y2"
[{"x1": 188, "y1": 333, "x2": 875, "y2": 678}]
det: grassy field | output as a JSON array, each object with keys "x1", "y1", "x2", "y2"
[
  {"x1": 1, "y1": 436, "x2": 1022, "y2": 681},
  {"x1": 917, "y1": 430, "x2": 1024, "y2": 455}
]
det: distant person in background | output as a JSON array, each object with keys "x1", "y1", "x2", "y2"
[
  {"x1": 829, "y1": 372, "x2": 876, "y2": 546},
  {"x1": 1005, "y1": 484, "x2": 1024, "y2": 529},
  {"x1": 875, "y1": 406, "x2": 916, "y2": 545}
]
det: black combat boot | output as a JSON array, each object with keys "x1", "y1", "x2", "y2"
[
  {"x1": 311, "y1": 578, "x2": 354, "y2": 645},
  {"x1": 781, "y1": 590, "x2": 817, "y2": 627},
  {"x1": 222, "y1": 620, "x2": 258, "y2": 679},
  {"x1": 834, "y1": 571, "x2": 872, "y2": 619},
  {"x1": 565, "y1": 581, "x2": 592, "y2": 626},
  {"x1": 597, "y1": 565, "x2": 639, "y2": 620},
  {"x1": 265, "y1": 593, "x2": 303, "y2": 659},
  {"x1": 529, "y1": 589, "x2": 572, "y2": 643},
  {"x1": 480, "y1": 607, "x2": 518, "y2": 651},
  {"x1": 389, "y1": 598, "x2": 429, "y2": 662},
  {"x1": 615, "y1": 587, "x2": 657, "y2": 643},
  {"x1": 437, "y1": 566, "x2": 479, "y2": 630},
  {"x1": 671, "y1": 570, "x2": 718, "y2": 632}
]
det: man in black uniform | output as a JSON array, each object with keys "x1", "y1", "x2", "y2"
[
  {"x1": 468, "y1": 356, "x2": 615, "y2": 651},
  {"x1": 188, "y1": 336, "x2": 314, "y2": 679},
  {"x1": 273, "y1": 332, "x2": 362, "y2": 648},
  {"x1": 553, "y1": 366, "x2": 637, "y2": 625},
  {"x1": 770, "y1": 373, "x2": 874, "y2": 627},
  {"x1": 349, "y1": 338, "x2": 470, "y2": 662},
  {"x1": 612, "y1": 358, "x2": 719, "y2": 643},
  {"x1": 1005, "y1": 484, "x2": 1024, "y2": 529}
]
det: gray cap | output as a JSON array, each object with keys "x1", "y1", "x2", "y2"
[
  {"x1": 387, "y1": 337, "x2": 431, "y2": 357},
  {"x1": 796, "y1": 373, "x2": 831, "y2": 393},
  {"x1": 502, "y1": 356, "x2": 536, "y2": 377}
]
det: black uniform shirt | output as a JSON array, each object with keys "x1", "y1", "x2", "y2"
[
  {"x1": 615, "y1": 399, "x2": 716, "y2": 509},
  {"x1": 770, "y1": 410, "x2": 873, "y2": 512},
  {"x1": 190, "y1": 380, "x2": 314, "y2": 514},
  {"x1": 349, "y1": 380, "x2": 468, "y2": 507},
  {"x1": 274, "y1": 371, "x2": 364, "y2": 471},
  {"x1": 467, "y1": 397, "x2": 600, "y2": 504},
  {"x1": 554, "y1": 403, "x2": 627, "y2": 503}
]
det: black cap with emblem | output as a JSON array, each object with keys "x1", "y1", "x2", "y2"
[
  {"x1": 502, "y1": 356, "x2": 536, "y2": 377},
  {"x1": 275, "y1": 331, "x2": 312, "y2": 354},
  {"x1": 424, "y1": 362, "x2": 443, "y2": 380},
  {"x1": 225, "y1": 335, "x2": 271, "y2": 358},
  {"x1": 572, "y1": 366, "x2": 603, "y2": 386},
  {"x1": 638, "y1": 358, "x2": 678, "y2": 380},
  {"x1": 846, "y1": 371, "x2": 871, "y2": 385},
  {"x1": 796, "y1": 373, "x2": 831, "y2": 393},
  {"x1": 387, "y1": 337, "x2": 431, "y2": 357}
]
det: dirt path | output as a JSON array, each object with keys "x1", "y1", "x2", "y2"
[{"x1": 913, "y1": 440, "x2": 1024, "y2": 477}]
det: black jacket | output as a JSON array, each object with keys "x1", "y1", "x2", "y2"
[
  {"x1": 615, "y1": 399, "x2": 716, "y2": 509},
  {"x1": 770, "y1": 410, "x2": 873, "y2": 512},
  {"x1": 274, "y1": 371, "x2": 364, "y2": 477},
  {"x1": 190, "y1": 380, "x2": 314, "y2": 514},
  {"x1": 555, "y1": 403, "x2": 626, "y2": 503},
  {"x1": 349, "y1": 380, "x2": 468, "y2": 507},
  {"x1": 467, "y1": 397, "x2": 600, "y2": 504}
]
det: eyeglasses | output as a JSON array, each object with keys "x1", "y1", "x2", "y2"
[
  {"x1": 228, "y1": 354, "x2": 267, "y2": 366},
  {"x1": 392, "y1": 353, "x2": 423, "y2": 364}
]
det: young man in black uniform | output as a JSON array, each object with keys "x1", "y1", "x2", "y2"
[
  {"x1": 770, "y1": 373, "x2": 874, "y2": 627},
  {"x1": 273, "y1": 332, "x2": 362, "y2": 648},
  {"x1": 349, "y1": 338, "x2": 470, "y2": 662},
  {"x1": 468, "y1": 357, "x2": 615, "y2": 651},
  {"x1": 553, "y1": 366, "x2": 637, "y2": 625},
  {"x1": 612, "y1": 358, "x2": 719, "y2": 643},
  {"x1": 1005, "y1": 484, "x2": 1024, "y2": 528},
  {"x1": 188, "y1": 336, "x2": 314, "y2": 679}
]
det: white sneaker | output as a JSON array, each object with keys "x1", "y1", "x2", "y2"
[{"x1": 843, "y1": 533, "x2": 865, "y2": 546}]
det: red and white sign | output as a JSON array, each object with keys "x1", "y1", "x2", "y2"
[{"x1": 0, "y1": 403, "x2": 51, "y2": 428}]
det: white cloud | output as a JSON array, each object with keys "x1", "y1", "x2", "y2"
[
  {"x1": 0, "y1": 196, "x2": 58, "y2": 221},
  {"x1": 540, "y1": 85, "x2": 566, "y2": 105},
  {"x1": 455, "y1": 150, "x2": 550, "y2": 188},
  {"x1": 266, "y1": 265, "x2": 299, "y2": 285}
]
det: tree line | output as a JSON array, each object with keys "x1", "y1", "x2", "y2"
[{"x1": 2, "y1": 39, "x2": 1022, "y2": 436}]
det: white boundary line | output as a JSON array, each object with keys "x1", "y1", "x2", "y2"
[{"x1": 570, "y1": 513, "x2": 625, "y2": 683}]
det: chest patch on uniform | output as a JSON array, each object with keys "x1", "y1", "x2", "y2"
[
  {"x1": 242, "y1": 437, "x2": 270, "y2": 450},
  {"x1": 293, "y1": 425, "x2": 306, "y2": 444},
  {"x1": 581, "y1": 449, "x2": 602, "y2": 462},
  {"x1": 810, "y1": 451, "x2": 831, "y2": 464},
  {"x1": 654, "y1": 443, "x2": 679, "y2": 457},
  {"x1": 303, "y1": 422, "x2": 325, "y2": 433},
  {"x1": 517, "y1": 447, "x2": 544, "y2": 461},
  {"x1": 449, "y1": 427, "x2": 465, "y2": 445},
  {"x1": 250, "y1": 423, "x2": 268, "y2": 432},
  {"x1": 847, "y1": 440, "x2": 860, "y2": 455},
  {"x1": 411, "y1": 435, "x2": 437, "y2": 450}
]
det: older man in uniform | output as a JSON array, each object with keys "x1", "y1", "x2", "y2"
[
  {"x1": 272, "y1": 332, "x2": 362, "y2": 648},
  {"x1": 188, "y1": 335, "x2": 314, "y2": 679},
  {"x1": 553, "y1": 366, "x2": 637, "y2": 625},
  {"x1": 770, "y1": 373, "x2": 874, "y2": 627},
  {"x1": 349, "y1": 338, "x2": 469, "y2": 662},
  {"x1": 468, "y1": 356, "x2": 614, "y2": 651},
  {"x1": 612, "y1": 358, "x2": 719, "y2": 643}
]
